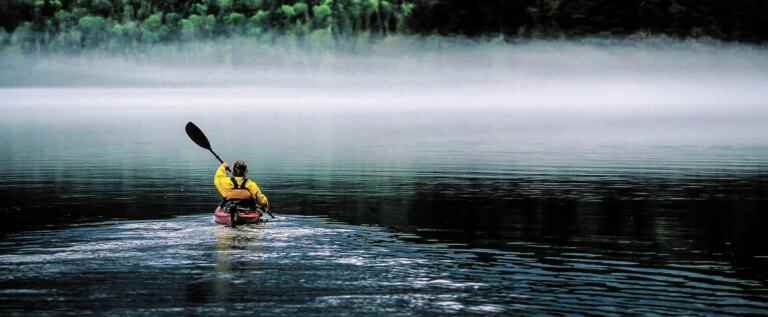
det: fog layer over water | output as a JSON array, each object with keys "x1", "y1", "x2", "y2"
[{"x1": 4, "y1": 37, "x2": 768, "y2": 144}]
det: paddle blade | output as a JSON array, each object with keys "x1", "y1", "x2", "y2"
[{"x1": 185, "y1": 122, "x2": 212, "y2": 150}]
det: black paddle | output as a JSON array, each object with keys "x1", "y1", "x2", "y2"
[
  {"x1": 262, "y1": 205, "x2": 275, "y2": 220},
  {"x1": 185, "y1": 122, "x2": 227, "y2": 169},
  {"x1": 185, "y1": 121, "x2": 275, "y2": 219}
]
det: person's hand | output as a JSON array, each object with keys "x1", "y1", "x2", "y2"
[{"x1": 221, "y1": 162, "x2": 231, "y2": 172}]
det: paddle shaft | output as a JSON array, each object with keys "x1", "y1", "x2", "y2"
[
  {"x1": 264, "y1": 206, "x2": 275, "y2": 219},
  {"x1": 208, "y1": 149, "x2": 229, "y2": 171}
]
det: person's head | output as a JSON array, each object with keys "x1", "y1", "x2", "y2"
[{"x1": 232, "y1": 160, "x2": 248, "y2": 177}]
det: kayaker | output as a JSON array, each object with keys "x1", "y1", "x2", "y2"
[{"x1": 214, "y1": 160, "x2": 269, "y2": 212}]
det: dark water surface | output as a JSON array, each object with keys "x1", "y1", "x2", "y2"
[
  {"x1": 2, "y1": 88, "x2": 768, "y2": 315},
  {"x1": 2, "y1": 215, "x2": 768, "y2": 316}
]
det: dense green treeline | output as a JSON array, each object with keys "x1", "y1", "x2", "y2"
[
  {"x1": 0, "y1": 0, "x2": 415, "y2": 53},
  {"x1": 1, "y1": 0, "x2": 767, "y2": 54}
]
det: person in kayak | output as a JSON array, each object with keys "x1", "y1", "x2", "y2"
[{"x1": 214, "y1": 160, "x2": 269, "y2": 213}]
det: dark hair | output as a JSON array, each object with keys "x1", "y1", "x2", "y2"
[{"x1": 232, "y1": 160, "x2": 248, "y2": 177}]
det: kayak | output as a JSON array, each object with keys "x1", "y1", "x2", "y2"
[{"x1": 213, "y1": 206, "x2": 263, "y2": 226}]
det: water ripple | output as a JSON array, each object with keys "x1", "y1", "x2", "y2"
[{"x1": 1, "y1": 215, "x2": 766, "y2": 316}]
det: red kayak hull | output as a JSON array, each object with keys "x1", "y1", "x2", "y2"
[{"x1": 213, "y1": 206, "x2": 262, "y2": 226}]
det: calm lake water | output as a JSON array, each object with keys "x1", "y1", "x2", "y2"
[{"x1": 1, "y1": 86, "x2": 768, "y2": 315}]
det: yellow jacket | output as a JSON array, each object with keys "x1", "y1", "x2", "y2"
[{"x1": 214, "y1": 163, "x2": 269, "y2": 207}]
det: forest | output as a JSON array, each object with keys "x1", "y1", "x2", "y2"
[{"x1": 1, "y1": 0, "x2": 767, "y2": 54}]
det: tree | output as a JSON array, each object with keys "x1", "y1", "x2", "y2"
[
  {"x1": 223, "y1": 12, "x2": 245, "y2": 34},
  {"x1": 361, "y1": 0, "x2": 376, "y2": 32},
  {"x1": 180, "y1": 15, "x2": 200, "y2": 40},
  {"x1": 142, "y1": 13, "x2": 167, "y2": 43},
  {"x1": 192, "y1": 3, "x2": 208, "y2": 15},
  {"x1": 180, "y1": 13, "x2": 216, "y2": 39},
  {"x1": 241, "y1": 0, "x2": 263, "y2": 11},
  {"x1": 122, "y1": 2, "x2": 135, "y2": 21},
  {"x1": 165, "y1": 12, "x2": 182, "y2": 40},
  {"x1": 397, "y1": 1, "x2": 414, "y2": 33},
  {"x1": 278, "y1": 4, "x2": 298, "y2": 32},
  {"x1": 54, "y1": 10, "x2": 78, "y2": 33},
  {"x1": 218, "y1": 0, "x2": 233, "y2": 12},
  {"x1": 246, "y1": 10, "x2": 269, "y2": 36},
  {"x1": 347, "y1": 0, "x2": 364, "y2": 33},
  {"x1": 50, "y1": 27, "x2": 82, "y2": 52},
  {"x1": 202, "y1": 14, "x2": 216, "y2": 38},
  {"x1": 90, "y1": 0, "x2": 113, "y2": 17},
  {"x1": 294, "y1": 2, "x2": 309, "y2": 22},
  {"x1": 380, "y1": 0, "x2": 391, "y2": 34},
  {"x1": 280, "y1": 4, "x2": 296, "y2": 19},
  {"x1": 367, "y1": 0, "x2": 384, "y2": 35},
  {"x1": 111, "y1": 21, "x2": 139, "y2": 48},
  {"x1": 313, "y1": 4, "x2": 332, "y2": 28},
  {"x1": 0, "y1": 27, "x2": 8, "y2": 47},
  {"x1": 78, "y1": 15, "x2": 107, "y2": 48}
]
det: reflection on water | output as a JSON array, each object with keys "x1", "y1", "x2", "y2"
[
  {"x1": 1, "y1": 87, "x2": 768, "y2": 314},
  {"x1": 0, "y1": 215, "x2": 766, "y2": 316}
]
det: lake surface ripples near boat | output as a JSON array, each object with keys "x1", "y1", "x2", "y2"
[{"x1": 1, "y1": 215, "x2": 767, "y2": 316}]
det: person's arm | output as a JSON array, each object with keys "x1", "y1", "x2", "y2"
[
  {"x1": 213, "y1": 163, "x2": 230, "y2": 198},
  {"x1": 246, "y1": 180, "x2": 269, "y2": 208}
]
